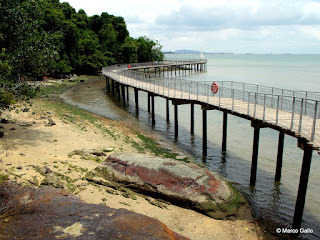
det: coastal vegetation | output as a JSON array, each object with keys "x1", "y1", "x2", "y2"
[{"x1": 0, "y1": 0, "x2": 164, "y2": 109}]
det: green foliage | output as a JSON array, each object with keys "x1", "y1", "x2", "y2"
[
  {"x1": 136, "y1": 37, "x2": 164, "y2": 62},
  {"x1": 0, "y1": 0, "x2": 59, "y2": 80},
  {"x1": 0, "y1": 174, "x2": 8, "y2": 185},
  {"x1": 0, "y1": 0, "x2": 164, "y2": 108},
  {"x1": 0, "y1": 88, "x2": 15, "y2": 109}
]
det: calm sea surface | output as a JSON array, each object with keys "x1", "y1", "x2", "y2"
[{"x1": 62, "y1": 54, "x2": 320, "y2": 239}]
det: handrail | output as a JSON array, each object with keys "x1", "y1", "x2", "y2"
[{"x1": 102, "y1": 61, "x2": 319, "y2": 148}]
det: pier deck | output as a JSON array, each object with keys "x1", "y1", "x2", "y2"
[
  {"x1": 103, "y1": 61, "x2": 319, "y2": 149},
  {"x1": 102, "y1": 60, "x2": 319, "y2": 231}
]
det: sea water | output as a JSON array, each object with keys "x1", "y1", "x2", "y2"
[{"x1": 62, "y1": 54, "x2": 320, "y2": 239}]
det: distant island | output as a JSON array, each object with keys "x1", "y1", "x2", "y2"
[{"x1": 163, "y1": 49, "x2": 234, "y2": 55}]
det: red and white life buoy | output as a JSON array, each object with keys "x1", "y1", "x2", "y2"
[
  {"x1": 211, "y1": 82, "x2": 219, "y2": 94},
  {"x1": 128, "y1": 64, "x2": 131, "y2": 68}
]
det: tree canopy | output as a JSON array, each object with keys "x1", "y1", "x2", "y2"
[{"x1": 0, "y1": 0, "x2": 164, "y2": 108}]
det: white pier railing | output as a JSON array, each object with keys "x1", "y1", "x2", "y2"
[{"x1": 102, "y1": 61, "x2": 320, "y2": 149}]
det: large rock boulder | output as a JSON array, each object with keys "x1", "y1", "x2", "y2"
[
  {"x1": 0, "y1": 185, "x2": 188, "y2": 240},
  {"x1": 95, "y1": 153, "x2": 252, "y2": 220}
]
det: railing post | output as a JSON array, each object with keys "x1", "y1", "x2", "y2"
[
  {"x1": 263, "y1": 94, "x2": 266, "y2": 121},
  {"x1": 271, "y1": 88, "x2": 274, "y2": 108},
  {"x1": 311, "y1": 101, "x2": 318, "y2": 141},
  {"x1": 305, "y1": 92, "x2": 308, "y2": 115},
  {"x1": 243, "y1": 83, "x2": 245, "y2": 101},
  {"x1": 197, "y1": 82, "x2": 199, "y2": 101},
  {"x1": 207, "y1": 84, "x2": 209, "y2": 103},
  {"x1": 254, "y1": 93, "x2": 257, "y2": 118},
  {"x1": 219, "y1": 85, "x2": 221, "y2": 108},
  {"x1": 298, "y1": 99, "x2": 304, "y2": 135},
  {"x1": 276, "y1": 95, "x2": 280, "y2": 124},
  {"x1": 163, "y1": 81, "x2": 165, "y2": 96},
  {"x1": 281, "y1": 89, "x2": 284, "y2": 110},
  {"x1": 247, "y1": 92, "x2": 250, "y2": 115},
  {"x1": 232, "y1": 89, "x2": 235, "y2": 111},
  {"x1": 291, "y1": 97, "x2": 296, "y2": 130}
]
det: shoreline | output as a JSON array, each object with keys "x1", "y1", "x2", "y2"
[{"x1": 0, "y1": 76, "x2": 281, "y2": 239}]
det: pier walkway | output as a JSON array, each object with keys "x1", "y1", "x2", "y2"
[
  {"x1": 103, "y1": 60, "x2": 319, "y2": 150},
  {"x1": 102, "y1": 59, "x2": 320, "y2": 231}
]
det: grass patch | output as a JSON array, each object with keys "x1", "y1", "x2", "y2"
[
  {"x1": 39, "y1": 100, "x2": 117, "y2": 139},
  {"x1": 0, "y1": 174, "x2": 8, "y2": 185},
  {"x1": 37, "y1": 75, "x2": 100, "y2": 98},
  {"x1": 136, "y1": 133, "x2": 182, "y2": 160}
]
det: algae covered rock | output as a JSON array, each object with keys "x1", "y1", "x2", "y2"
[{"x1": 95, "y1": 153, "x2": 253, "y2": 220}]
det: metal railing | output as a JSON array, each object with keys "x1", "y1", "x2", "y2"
[{"x1": 102, "y1": 61, "x2": 320, "y2": 148}]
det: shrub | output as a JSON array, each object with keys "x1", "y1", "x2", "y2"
[{"x1": 0, "y1": 88, "x2": 15, "y2": 109}]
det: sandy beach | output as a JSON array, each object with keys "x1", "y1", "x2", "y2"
[{"x1": 0, "y1": 78, "x2": 273, "y2": 240}]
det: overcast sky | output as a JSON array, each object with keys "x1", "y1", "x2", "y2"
[{"x1": 64, "y1": 0, "x2": 320, "y2": 54}]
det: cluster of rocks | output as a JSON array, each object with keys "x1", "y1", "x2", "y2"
[
  {"x1": 0, "y1": 118, "x2": 9, "y2": 138},
  {"x1": 0, "y1": 115, "x2": 56, "y2": 139}
]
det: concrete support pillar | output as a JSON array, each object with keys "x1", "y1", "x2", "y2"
[
  {"x1": 222, "y1": 112, "x2": 228, "y2": 152},
  {"x1": 126, "y1": 86, "x2": 129, "y2": 101},
  {"x1": 111, "y1": 80, "x2": 115, "y2": 96},
  {"x1": 134, "y1": 88, "x2": 139, "y2": 111},
  {"x1": 292, "y1": 144, "x2": 313, "y2": 230},
  {"x1": 203, "y1": 109, "x2": 207, "y2": 156},
  {"x1": 116, "y1": 82, "x2": 120, "y2": 102},
  {"x1": 121, "y1": 84, "x2": 126, "y2": 106},
  {"x1": 275, "y1": 131, "x2": 285, "y2": 181},
  {"x1": 106, "y1": 77, "x2": 110, "y2": 92},
  {"x1": 151, "y1": 95, "x2": 155, "y2": 126},
  {"x1": 174, "y1": 104, "x2": 178, "y2": 139},
  {"x1": 250, "y1": 125, "x2": 261, "y2": 186},
  {"x1": 166, "y1": 99, "x2": 170, "y2": 122},
  {"x1": 191, "y1": 104, "x2": 194, "y2": 135},
  {"x1": 147, "y1": 93, "x2": 151, "y2": 112}
]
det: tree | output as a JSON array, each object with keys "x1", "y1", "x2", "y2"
[
  {"x1": 121, "y1": 38, "x2": 138, "y2": 63},
  {"x1": 0, "y1": 0, "x2": 58, "y2": 80},
  {"x1": 0, "y1": 0, "x2": 164, "y2": 80},
  {"x1": 136, "y1": 37, "x2": 164, "y2": 62}
]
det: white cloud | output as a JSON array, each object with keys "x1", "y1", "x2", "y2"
[
  {"x1": 63, "y1": 0, "x2": 320, "y2": 53},
  {"x1": 155, "y1": 0, "x2": 320, "y2": 30}
]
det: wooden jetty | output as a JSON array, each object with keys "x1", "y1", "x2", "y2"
[{"x1": 102, "y1": 60, "x2": 319, "y2": 232}]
